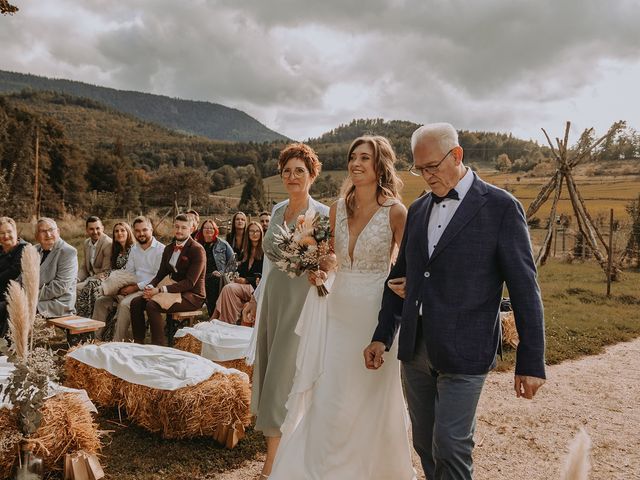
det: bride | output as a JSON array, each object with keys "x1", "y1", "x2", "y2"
[{"x1": 269, "y1": 136, "x2": 415, "y2": 479}]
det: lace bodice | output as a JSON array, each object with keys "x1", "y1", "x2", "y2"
[{"x1": 334, "y1": 198, "x2": 395, "y2": 274}]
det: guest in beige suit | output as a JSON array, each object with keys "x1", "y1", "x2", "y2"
[
  {"x1": 36, "y1": 218, "x2": 78, "y2": 318},
  {"x1": 77, "y1": 216, "x2": 112, "y2": 289}
]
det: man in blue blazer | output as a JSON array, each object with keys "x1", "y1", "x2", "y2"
[{"x1": 364, "y1": 123, "x2": 546, "y2": 479}]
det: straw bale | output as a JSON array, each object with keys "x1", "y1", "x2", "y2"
[
  {"x1": 174, "y1": 334, "x2": 253, "y2": 378},
  {"x1": 0, "y1": 393, "x2": 101, "y2": 477},
  {"x1": 64, "y1": 348, "x2": 252, "y2": 448},
  {"x1": 154, "y1": 371, "x2": 252, "y2": 440},
  {"x1": 27, "y1": 393, "x2": 101, "y2": 471},
  {"x1": 117, "y1": 381, "x2": 165, "y2": 433},
  {"x1": 217, "y1": 358, "x2": 253, "y2": 379},
  {"x1": 501, "y1": 311, "x2": 520, "y2": 349},
  {"x1": 0, "y1": 408, "x2": 21, "y2": 479},
  {"x1": 64, "y1": 355, "x2": 123, "y2": 408},
  {"x1": 174, "y1": 334, "x2": 201, "y2": 355}
]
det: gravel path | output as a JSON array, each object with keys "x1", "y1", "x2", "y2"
[{"x1": 217, "y1": 338, "x2": 640, "y2": 479}]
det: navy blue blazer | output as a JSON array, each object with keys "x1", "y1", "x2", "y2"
[{"x1": 373, "y1": 173, "x2": 546, "y2": 378}]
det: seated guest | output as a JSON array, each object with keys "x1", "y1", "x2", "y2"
[
  {"x1": 77, "y1": 216, "x2": 112, "y2": 290},
  {"x1": 77, "y1": 222, "x2": 134, "y2": 317},
  {"x1": 213, "y1": 221, "x2": 263, "y2": 325},
  {"x1": 35, "y1": 218, "x2": 78, "y2": 318},
  {"x1": 186, "y1": 209, "x2": 200, "y2": 238},
  {"x1": 0, "y1": 217, "x2": 29, "y2": 338},
  {"x1": 93, "y1": 217, "x2": 164, "y2": 341},
  {"x1": 259, "y1": 211, "x2": 271, "y2": 232},
  {"x1": 226, "y1": 211, "x2": 247, "y2": 258},
  {"x1": 195, "y1": 219, "x2": 234, "y2": 316},
  {"x1": 130, "y1": 214, "x2": 206, "y2": 346}
]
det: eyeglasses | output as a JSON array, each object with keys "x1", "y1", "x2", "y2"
[
  {"x1": 409, "y1": 148, "x2": 455, "y2": 177},
  {"x1": 281, "y1": 167, "x2": 309, "y2": 178},
  {"x1": 38, "y1": 227, "x2": 57, "y2": 235},
  {"x1": 202, "y1": 228, "x2": 216, "y2": 232}
]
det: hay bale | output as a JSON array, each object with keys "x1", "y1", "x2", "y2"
[
  {"x1": 28, "y1": 393, "x2": 101, "y2": 471},
  {"x1": 0, "y1": 393, "x2": 101, "y2": 477},
  {"x1": 217, "y1": 358, "x2": 253, "y2": 379},
  {"x1": 174, "y1": 334, "x2": 254, "y2": 379},
  {"x1": 65, "y1": 347, "x2": 252, "y2": 448},
  {"x1": 174, "y1": 334, "x2": 201, "y2": 355},
  {"x1": 64, "y1": 354, "x2": 123, "y2": 408},
  {"x1": 116, "y1": 371, "x2": 252, "y2": 446},
  {"x1": 501, "y1": 311, "x2": 520, "y2": 349}
]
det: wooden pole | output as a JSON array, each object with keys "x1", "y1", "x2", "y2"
[
  {"x1": 607, "y1": 208, "x2": 614, "y2": 297},
  {"x1": 33, "y1": 127, "x2": 40, "y2": 219}
]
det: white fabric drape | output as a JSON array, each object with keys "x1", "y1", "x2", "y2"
[
  {"x1": 174, "y1": 320, "x2": 252, "y2": 361},
  {"x1": 280, "y1": 272, "x2": 335, "y2": 437},
  {"x1": 67, "y1": 342, "x2": 247, "y2": 390}
]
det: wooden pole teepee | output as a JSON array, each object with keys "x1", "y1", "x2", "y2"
[{"x1": 527, "y1": 121, "x2": 625, "y2": 280}]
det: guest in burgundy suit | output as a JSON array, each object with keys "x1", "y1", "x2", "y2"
[{"x1": 130, "y1": 214, "x2": 206, "y2": 345}]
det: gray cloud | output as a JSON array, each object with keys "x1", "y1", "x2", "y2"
[{"x1": 1, "y1": 0, "x2": 639, "y2": 140}]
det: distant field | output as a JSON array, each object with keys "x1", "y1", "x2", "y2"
[{"x1": 218, "y1": 168, "x2": 640, "y2": 220}]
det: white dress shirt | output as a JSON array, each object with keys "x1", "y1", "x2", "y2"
[
  {"x1": 124, "y1": 237, "x2": 165, "y2": 290},
  {"x1": 89, "y1": 240, "x2": 97, "y2": 268},
  {"x1": 427, "y1": 167, "x2": 474, "y2": 257},
  {"x1": 420, "y1": 168, "x2": 474, "y2": 315}
]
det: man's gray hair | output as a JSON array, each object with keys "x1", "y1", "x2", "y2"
[
  {"x1": 411, "y1": 123, "x2": 459, "y2": 153},
  {"x1": 35, "y1": 217, "x2": 58, "y2": 234}
]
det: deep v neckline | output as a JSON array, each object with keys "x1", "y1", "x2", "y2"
[{"x1": 346, "y1": 204, "x2": 385, "y2": 268}]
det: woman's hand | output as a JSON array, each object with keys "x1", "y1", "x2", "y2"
[
  {"x1": 212, "y1": 271, "x2": 222, "y2": 278},
  {"x1": 243, "y1": 297, "x2": 257, "y2": 324},
  {"x1": 387, "y1": 277, "x2": 406, "y2": 299},
  {"x1": 318, "y1": 253, "x2": 337, "y2": 272},
  {"x1": 308, "y1": 269, "x2": 328, "y2": 287}
]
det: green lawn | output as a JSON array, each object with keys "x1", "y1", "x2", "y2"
[{"x1": 497, "y1": 259, "x2": 640, "y2": 370}]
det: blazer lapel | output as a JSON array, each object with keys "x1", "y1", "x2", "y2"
[
  {"x1": 417, "y1": 196, "x2": 433, "y2": 264},
  {"x1": 427, "y1": 175, "x2": 488, "y2": 265}
]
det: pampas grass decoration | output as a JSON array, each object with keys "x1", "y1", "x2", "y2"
[
  {"x1": 561, "y1": 428, "x2": 591, "y2": 480},
  {"x1": 20, "y1": 244, "x2": 40, "y2": 346},
  {"x1": 6, "y1": 280, "x2": 30, "y2": 360}
]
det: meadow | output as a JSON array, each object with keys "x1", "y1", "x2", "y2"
[{"x1": 218, "y1": 167, "x2": 640, "y2": 221}]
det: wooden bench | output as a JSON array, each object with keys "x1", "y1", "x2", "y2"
[
  {"x1": 166, "y1": 310, "x2": 203, "y2": 347},
  {"x1": 46, "y1": 315, "x2": 105, "y2": 345}
]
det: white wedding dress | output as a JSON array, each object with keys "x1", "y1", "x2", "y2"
[{"x1": 270, "y1": 198, "x2": 415, "y2": 480}]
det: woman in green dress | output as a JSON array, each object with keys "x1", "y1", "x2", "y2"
[{"x1": 248, "y1": 143, "x2": 329, "y2": 479}]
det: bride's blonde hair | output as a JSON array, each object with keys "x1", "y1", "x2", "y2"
[{"x1": 341, "y1": 135, "x2": 403, "y2": 217}]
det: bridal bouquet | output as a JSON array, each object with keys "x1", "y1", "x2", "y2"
[{"x1": 273, "y1": 207, "x2": 335, "y2": 296}]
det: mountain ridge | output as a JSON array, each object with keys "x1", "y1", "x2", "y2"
[{"x1": 0, "y1": 69, "x2": 288, "y2": 143}]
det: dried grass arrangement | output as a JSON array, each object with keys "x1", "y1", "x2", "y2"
[
  {"x1": 64, "y1": 354, "x2": 252, "y2": 448},
  {"x1": 500, "y1": 312, "x2": 520, "y2": 349},
  {"x1": 0, "y1": 393, "x2": 101, "y2": 478},
  {"x1": 174, "y1": 335, "x2": 254, "y2": 379}
]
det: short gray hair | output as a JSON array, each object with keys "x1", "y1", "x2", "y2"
[
  {"x1": 411, "y1": 123, "x2": 459, "y2": 153},
  {"x1": 35, "y1": 217, "x2": 58, "y2": 235}
]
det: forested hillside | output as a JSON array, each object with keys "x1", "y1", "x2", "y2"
[{"x1": 0, "y1": 70, "x2": 288, "y2": 142}]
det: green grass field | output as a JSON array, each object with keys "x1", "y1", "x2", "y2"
[{"x1": 218, "y1": 168, "x2": 640, "y2": 220}]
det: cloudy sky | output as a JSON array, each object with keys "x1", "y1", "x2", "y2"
[{"x1": 2, "y1": 0, "x2": 639, "y2": 143}]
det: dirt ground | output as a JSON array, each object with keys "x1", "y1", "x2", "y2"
[{"x1": 217, "y1": 338, "x2": 640, "y2": 479}]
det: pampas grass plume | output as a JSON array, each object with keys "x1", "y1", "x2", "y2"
[
  {"x1": 20, "y1": 244, "x2": 40, "y2": 332},
  {"x1": 561, "y1": 428, "x2": 591, "y2": 480},
  {"x1": 6, "y1": 280, "x2": 30, "y2": 361}
]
